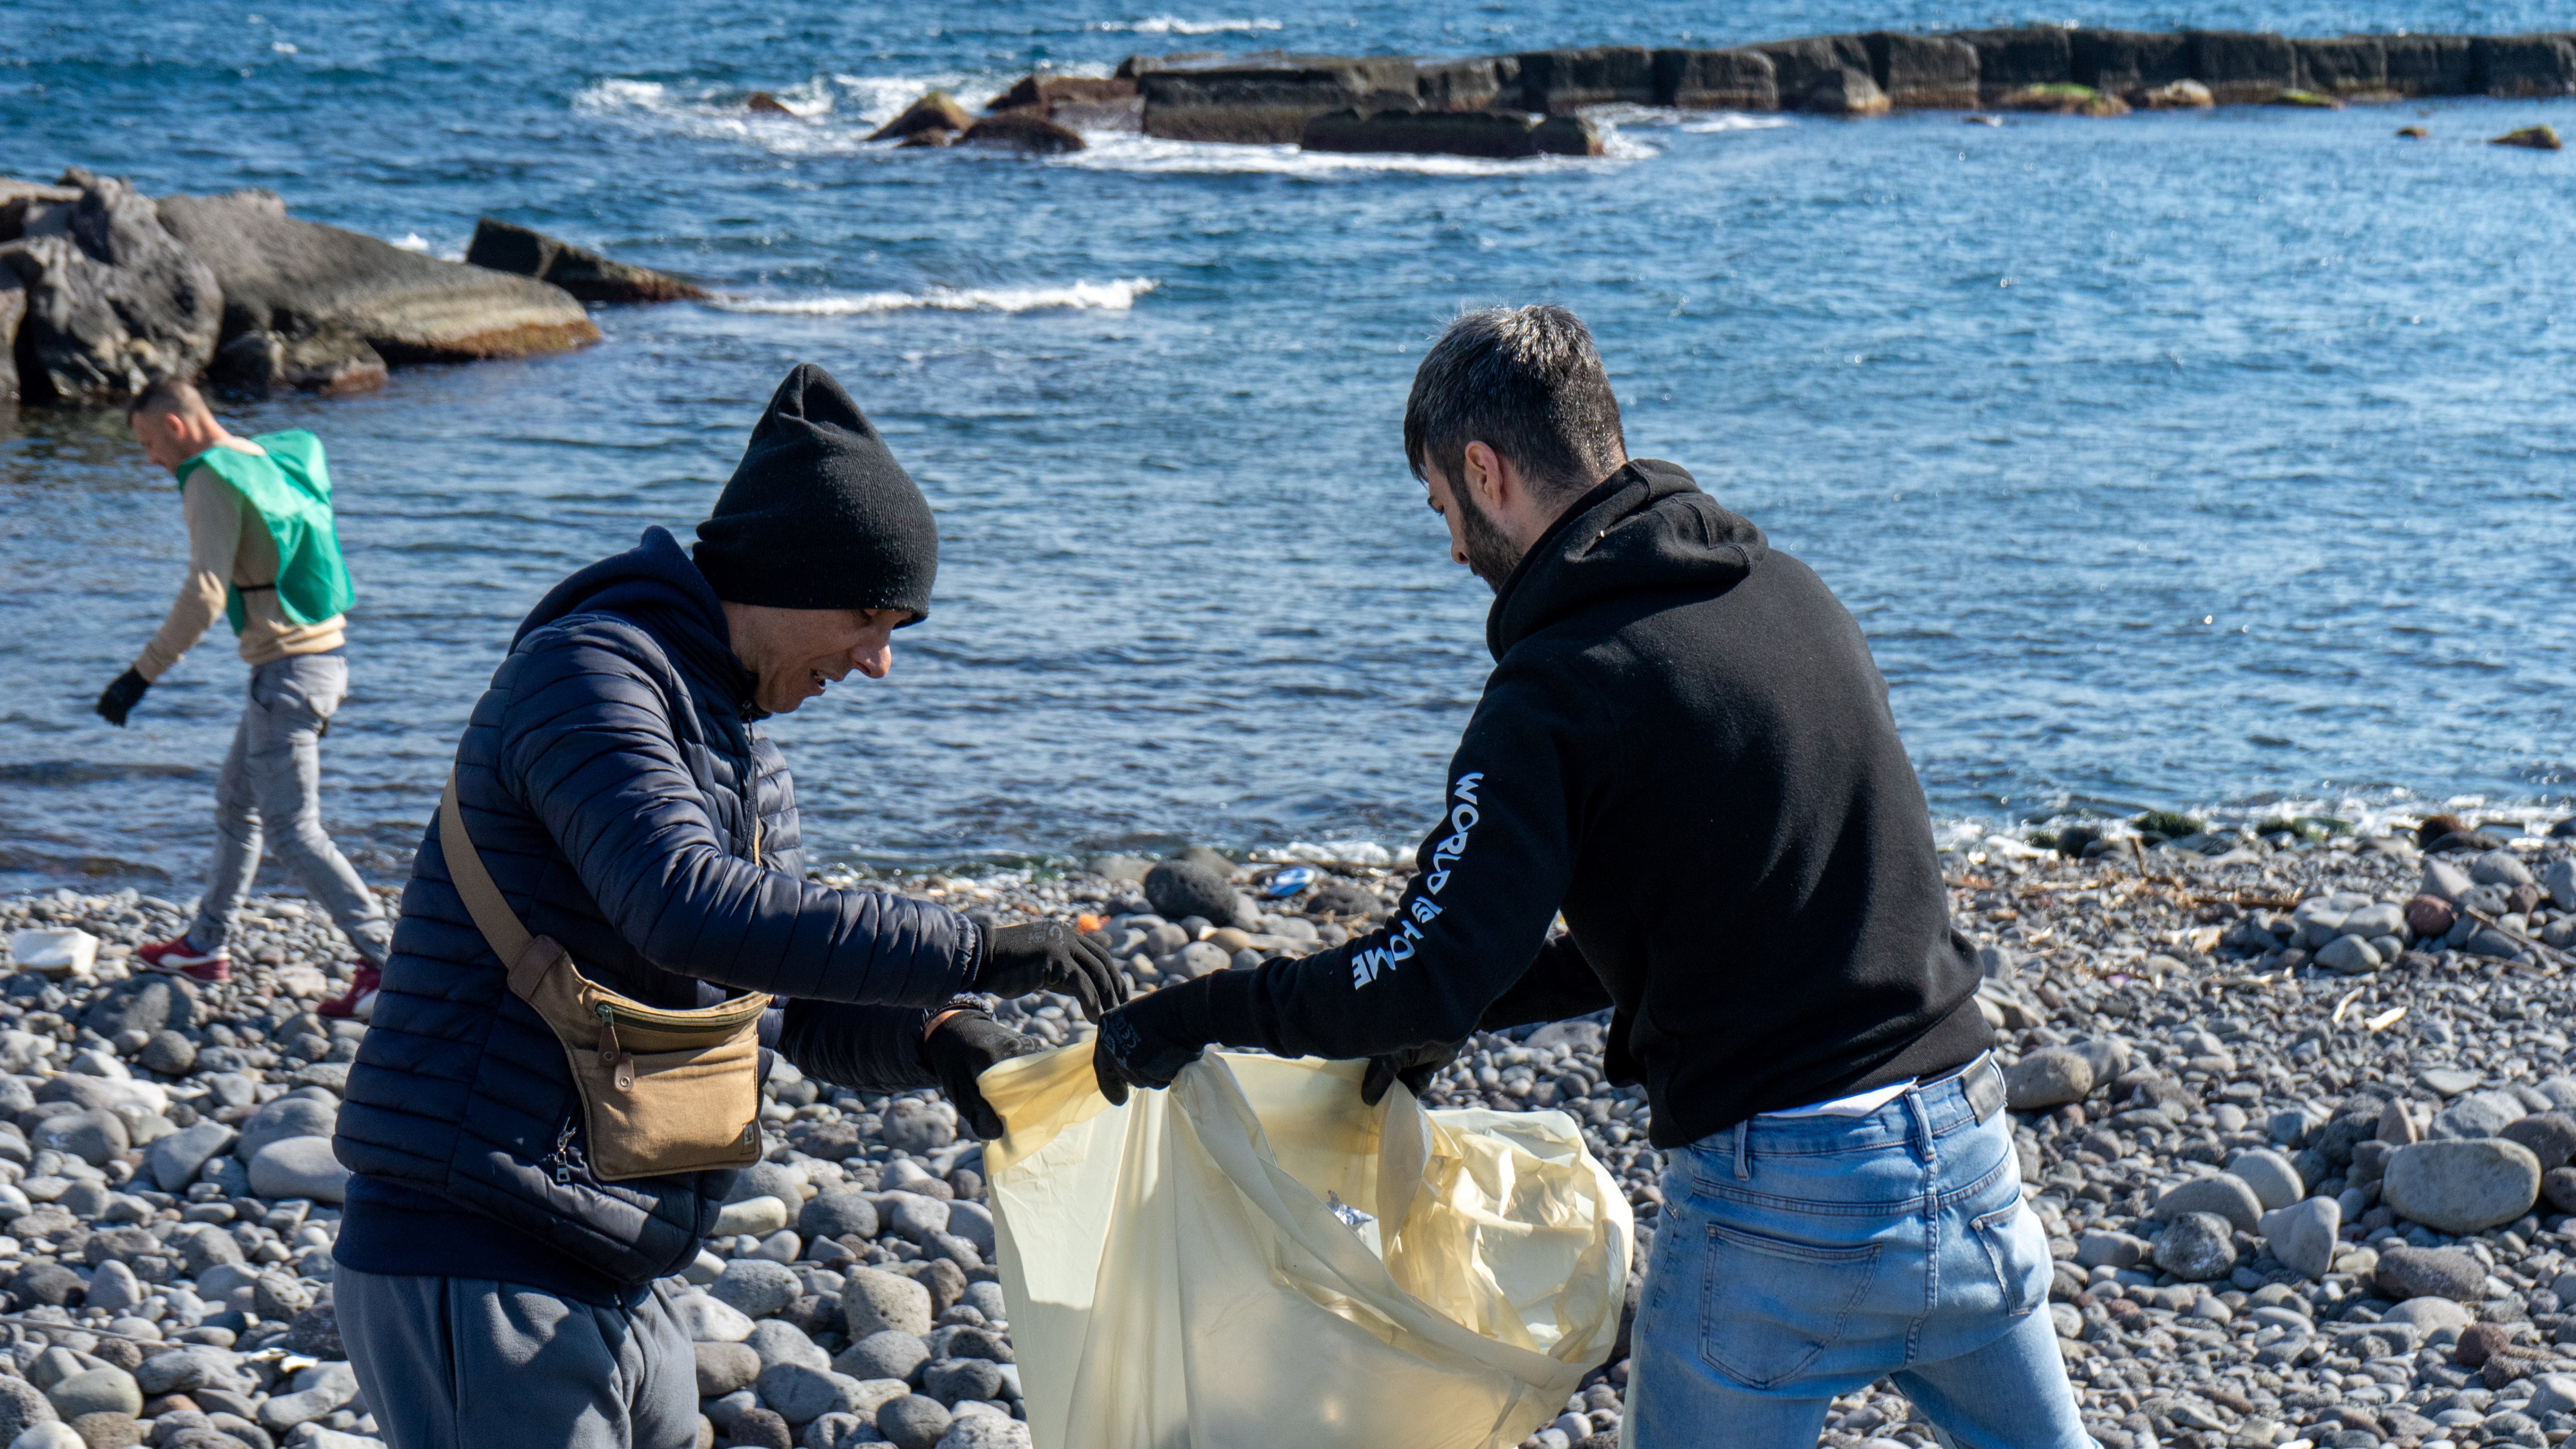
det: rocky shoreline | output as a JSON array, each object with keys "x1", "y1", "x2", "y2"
[
  {"x1": 1, "y1": 174, "x2": 700, "y2": 409},
  {"x1": 0, "y1": 808, "x2": 2572, "y2": 1448}
]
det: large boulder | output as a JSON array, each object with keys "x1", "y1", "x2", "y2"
[
  {"x1": 1301, "y1": 110, "x2": 1596, "y2": 159},
  {"x1": 0, "y1": 170, "x2": 221, "y2": 406},
  {"x1": 1142, "y1": 860, "x2": 1235, "y2": 922},
  {"x1": 1947, "y1": 27, "x2": 2075, "y2": 102},
  {"x1": 1139, "y1": 56, "x2": 1420, "y2": 144},
  {"x1": 2478, "y1": 35, "x2": 2576, "y2": 98},
  {"x1": 2185, "y1": 30, "x2": 2300, "y2": 105},
  {"x1": 236, "y1": 1094, "x2": 337, "y2": 1162},
  {"x1": 2382, "y1": 1138, "x2": 2541, "y2": 1234},
  {"x1": 464, "y1": 219, "x2": 708, "y2": 305},
  {"x1": 1512, "y1": 47, "x2": 1654, "y2": 112},
  {"x1": 1651, "y1": 49, "x2": 1777, "y2": 111},
  {"x1": 0, "y1": 273, "x2": 23, "y2": 403},
  {"x1": 82, "y1": 973, "x2": 196, "y2": 1041},
  {"x1": 154, "y1": 188, "x2": 597, "y2": 367},
  {"x1": 1865, "y1": 33, "x2": 1979, "y2": 108}
]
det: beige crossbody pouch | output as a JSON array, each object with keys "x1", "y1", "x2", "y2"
[{"x1": 438, "y1": 774, "x2": 771, "y2": 1182}]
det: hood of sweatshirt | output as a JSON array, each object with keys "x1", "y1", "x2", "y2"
[
  {"x1": 515, "y1": 526, "x2": 756, "y2": 711},
  {"x1": 1486, "y1": 459, "x2": 1768, "y2": 662}
]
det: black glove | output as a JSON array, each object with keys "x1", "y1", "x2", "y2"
[
  {"x1": 922, "y1": 1009, "x2": 1044, "y2": 1140},
  {"x1": 976, "y1": 920, "x2": 1127, "y2": 1021},
  {"x1": 1091, "y1": 972, "x2": 1217, "y2": 1107},
  {"x1": 94, "y1": 669, "x2": 150, "y2": 727},
  {"x1": 1361, "y1": 1040, "x2": 1464, "y2": 1107}
]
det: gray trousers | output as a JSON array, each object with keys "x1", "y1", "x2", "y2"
[
  {"x1": 186, "y1": 652, "x2": 391, "y2": 964},
  {"x1": 335, "y1": 1264, "x2": 700, "y2": 1449}
]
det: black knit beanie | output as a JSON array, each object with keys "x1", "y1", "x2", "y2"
[{"x1": 693, "y1": 363, "x2": 938, "y2": 621}]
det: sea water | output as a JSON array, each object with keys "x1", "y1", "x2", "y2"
[{"x1": 2, "y1": 0, "x2": 2570, "y2": 890}]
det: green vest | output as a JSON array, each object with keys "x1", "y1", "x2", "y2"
[{"x1": 177, "y1": 431, "x2": 356, "y2": 633}]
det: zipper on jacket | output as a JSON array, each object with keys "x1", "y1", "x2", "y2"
[{"x1": 542, "y1": 1115, "x2": 582, "y2": 1185}]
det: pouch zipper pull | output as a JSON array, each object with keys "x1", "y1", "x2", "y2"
[{"x1": 595, "y1": 1002, "x2": 633, "y2": 1091}]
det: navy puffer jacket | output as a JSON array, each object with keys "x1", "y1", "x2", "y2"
[{"x1": 333, "y1": 528, "x2": 979, "y2": 1297}]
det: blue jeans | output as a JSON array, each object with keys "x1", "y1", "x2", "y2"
[
  {"x1": 1626, "y1": 1061, "x2": 2092, "y2": 1449},
  {"x1": 187, "y1": 653, "x2": 390, "y2": 965}
]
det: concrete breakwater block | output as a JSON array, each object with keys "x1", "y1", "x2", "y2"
[
  {"x1": 1139, "y1": 56, "x2": 1421, "y2": 144},
  {"x1": 1301, "y1": 109, "x2": 1603, "y2": 159},
  {"x1": 1513, "y1": 46, "x2": 1655, "y2": 113},
  {"x1": 1105, "y1": 23, "x2": 2576, "y2": 141},
  {"x1": 1654, "y1": 48, "x2": 1776, "y2": 111}
]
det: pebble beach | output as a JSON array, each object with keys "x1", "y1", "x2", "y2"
[{"x1": 1, "y1": 816, "x2": 2573, "y2": 1449}]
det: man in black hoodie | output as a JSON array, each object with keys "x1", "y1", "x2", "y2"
[
  {"x1": 1094, "y1": 308, "x2": 2087, "y2": 1446},
  {"x1": 331, "y1": 365, "x2": 1121, "y2": 1447}
]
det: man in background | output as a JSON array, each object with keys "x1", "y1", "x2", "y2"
[
  {"x1": 1094, "y1": 305, "x2": 2088, "y2": 1447},
  {"x1": 99, "y1": 381, "x2": 390, "y2": 1014}
]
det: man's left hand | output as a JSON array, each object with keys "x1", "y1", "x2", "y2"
[
  {"x1": 923, "y1": 1009, "x2": 1044, "y2": 1140},
  {"x1": 1091, "y1": 973, "x2": 1217, "y2": 1106},
  {"x1": 94, "y1": 669, "x2": 150, "y2": 727}
]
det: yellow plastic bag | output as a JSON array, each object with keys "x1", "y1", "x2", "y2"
[{"x1": 979, "y1": 1046, "x2": 1631, "y2": 1449}]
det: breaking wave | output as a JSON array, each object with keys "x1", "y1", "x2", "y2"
[
  {"x1": 1090, "y1": 16, "x2": 1284, "y2": 34},
  {"x1": 1059, "y1": 125, "x2": 1655, "y2": 176},
  {"x1": 716, "y1": 279, "x2": 1158, "y2": 314}
]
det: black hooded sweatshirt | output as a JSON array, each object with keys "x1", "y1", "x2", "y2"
[{"x1": 1197, "y1": 461, "x2": 1989, "y2": 1149}]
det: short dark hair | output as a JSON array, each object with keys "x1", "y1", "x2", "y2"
[
  {"x1": 1402, "y1": 304, "x2": 1625, "y2": 498},
  {"x1": 126, "y1": 377, "x2": 209, "y2": 422}
]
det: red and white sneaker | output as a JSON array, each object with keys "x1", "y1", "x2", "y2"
[
  {"x1": 134, "y1": 936, "x2": 231, "y2": 985},
  {"x1": 318, "y1": 963, "x2": 381, "y2": 1020}
]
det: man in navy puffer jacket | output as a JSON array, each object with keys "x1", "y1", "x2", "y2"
[{"x1": 331, "y1": 365, "x2": 1121, "y2": 1448}]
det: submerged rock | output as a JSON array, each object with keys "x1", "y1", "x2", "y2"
[
  {"x1": 868, "y1": 92, "x2": 975, "y2": 144},
  {"x1": 2492, "y1": 125, "x2": 2565, "y2": 150},
  {"x1": 1301, "y1": 110, "x2": 1598, "y2": 159},
  {"x1": 957, "y1": 112, "x2": 1087, "y2": 155}
]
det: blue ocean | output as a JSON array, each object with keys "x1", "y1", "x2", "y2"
[{"x1": 4, "y1": 0, "x2": 2572, "y2": 891}]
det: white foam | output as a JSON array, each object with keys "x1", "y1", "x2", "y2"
[
  {"x1": 1091, "y1": 15, "x2": 1283, "y2": 34},
  {"x1": 716, "y1": 279, "x2": 1158, "y2": 315},
  {"x1": 1268, "y1": 840, "x2": 1398, "y2": 866},
  {"x1": 391, "y1": 233, "x2": 431, "y2": 253},
  {"x1": 1060, "y1": 127, "x2": 1649, "y2": 177},
  {"x1": 1677, "y1": 113, "x2": 1796, "y2": 133}
]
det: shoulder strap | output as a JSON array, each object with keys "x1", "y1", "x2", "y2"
[{"x1": 439, "y1": 773, "x2": 534, "y2": 966}]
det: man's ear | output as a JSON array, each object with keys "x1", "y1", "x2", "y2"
[{"x1": 1462, "y1": 441, "x2": 1504, "y2": 510}]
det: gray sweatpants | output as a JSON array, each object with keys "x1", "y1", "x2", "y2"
[
  {"x1": 185, "y1": 652, "x2": 391, "y2": 964},
  {"x1": 334, "y1": 1264, "x2": 699, "y2": 1449}
]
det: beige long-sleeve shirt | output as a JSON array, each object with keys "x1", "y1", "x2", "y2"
[{"x1": 132, "y1": 441, "x2": 347, "y2": 682}]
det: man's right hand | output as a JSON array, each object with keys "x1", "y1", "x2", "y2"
[
  {"x1": 1360, "y1": 1040, "x2": 1464, "y2": 1107},
  {"x1": 94, "y1": 669, "x2": 150, "y2": 727},
  {"x1": 975, "y1": 920, "x2": 1126, "y2": 1021}
]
